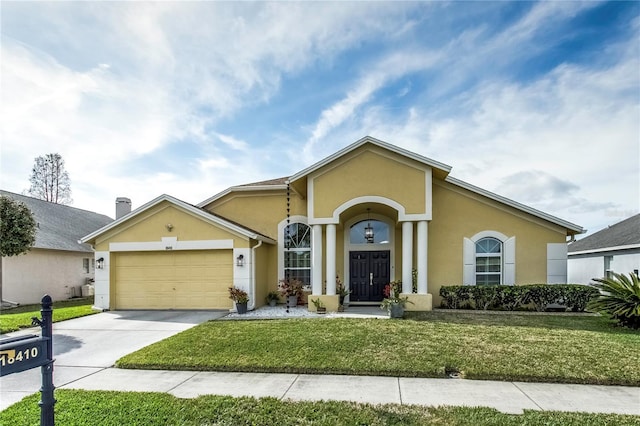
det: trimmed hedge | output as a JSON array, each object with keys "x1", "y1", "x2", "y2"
[{"x1": 439, "y1": 284, "x2": 599, "y2": 312}]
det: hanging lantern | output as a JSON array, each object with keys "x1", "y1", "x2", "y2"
[{"x1": 365, "y1": 208, "x2": 374, "y2": 243}]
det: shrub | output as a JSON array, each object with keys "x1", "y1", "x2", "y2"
[
  {"x1": 563, "y1": 284, "x2": 599, "y2": 312},
  {"x1": 588, "y1": 272, "x2": 640, "y2": 329},
  {"x1": 439, "y1": 284, "x2": 599, "y2": 312}
]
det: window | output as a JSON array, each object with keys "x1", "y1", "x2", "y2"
[
  {"x1": 349, "y1": 220, "x2": 390, "y2": 244},
  {"x1": 475, "y1": 237, "x2": 502, "y2": 285},
  {"x1": 83, "y1": 258, "x2": 90, "y2": 274},
  {"x1": 284, "y1": 223, "x2": 311, "y2": 286},
  {"x1": 604, "y1": 256, "x2": 613, "y2": 279},
  {"x1": 463, "y1": 232, "x2": 515, "y2": 286}
]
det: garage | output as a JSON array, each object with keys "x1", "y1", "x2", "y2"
[{"x1": 113, "y1": 250, "x2": 233, "y2": 310}]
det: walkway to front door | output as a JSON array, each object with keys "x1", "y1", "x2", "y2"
[{"x1": 349, "y1": 251, "x2": 390, "y2": 302}]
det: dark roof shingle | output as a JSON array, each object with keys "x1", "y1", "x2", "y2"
[
  {"x1": 1, "y1": 190, "x2": 113, "y2": 253},
  {"x1": 568, "y1": 214, "x2": 640, "y2": 253}
]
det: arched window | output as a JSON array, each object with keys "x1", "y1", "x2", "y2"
[
  {"x1": 475, "y1": 237, "x2": 502, "y2": 285},
  {"x1": 349, "y1": 220, "x2": 390, "y2": 244},
  {"x1": 284, "y1": 223, "x2": 311, "y2": 286}
]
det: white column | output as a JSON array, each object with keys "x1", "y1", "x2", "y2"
[
  {"x1": 402, "y1": 221, "x2": 413, "y2": 293},
  {"x1": 326, "y1": 224, "x2": 337, "y2": 295},
  {"x1": 312, "y1": 224, "x2": 323, "y2": 295},
  {"x1": 417, "y1": 221, "x2": 428, "y2": 294}
]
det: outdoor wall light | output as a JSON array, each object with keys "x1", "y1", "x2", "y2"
[
  {"x1": 236, "y1": 254, "x2": 245, "y2": 267},
  {"x1": 365, "y1": 208, "x2": 374, "y2": 243},
  {"x1": 166, "y1": 223, "x2": 174, "y2": 232},
  {"x1": 96, "y1": 257, "x2": 105, "y2": 269}
]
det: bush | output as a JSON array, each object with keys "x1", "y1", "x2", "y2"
[
  {"x1": 439, "y1": 284, "x2": 599, "y2": 312},
  {"x1": 588, "y1": 272, "x2": 640, "y2": 329}
]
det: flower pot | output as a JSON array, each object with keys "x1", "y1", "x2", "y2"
[
  {"x1": 236, "y1": 302, "x2": 248, "y2": 314},
  {"x1": 316, "y1": 307, "x2": 327, "y2": 314},
  {"x1": 287, "y1": 295, "x2": 298, "y2": 307},
  {"x1": 389, "y1": 304, "x2": 404, "y2": 319},
  {"x1": 269, "y1": 300, "x2": 277, "y2": 307}
]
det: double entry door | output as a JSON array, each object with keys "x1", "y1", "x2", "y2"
[{"x1": 349, "y1": 251, "x2": 390, "y2": 302}]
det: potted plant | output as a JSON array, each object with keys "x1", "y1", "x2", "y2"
[
  {"x1": 228, "y1": 286, "x2": 249, "y2": 314},
  {"x1": 311, "y1": 298, "x2": 326, "y2": 314},
  {"x1": 336, "y1": 275, "x2": 350, "y2": 312},
  {"x1": 380, "y1": 280, "x2": 412, "y2": 318},
  {"x1": 265, "y1": 291, "x2": 280, "y2": 307},
  {"x1": 278, "y1": 278, "x2": 303, "y2": 307}
]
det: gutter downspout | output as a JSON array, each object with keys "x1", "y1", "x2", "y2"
[{"x1": 250, "y1": 240, "x2": 263, "y2": 310}]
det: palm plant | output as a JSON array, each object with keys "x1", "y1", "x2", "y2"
[{"x1": 588, "y1": 272, "x2": 640, "y2": 329}]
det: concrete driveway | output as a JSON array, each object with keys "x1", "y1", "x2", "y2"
[{"x1": 0, "y1": 310, "x2": 224, "y2": 410}]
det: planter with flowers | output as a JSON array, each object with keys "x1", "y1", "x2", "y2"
[
  {"x1": 229, "y1": 286, "x2": 249, "y2": 314},
  {"x1": 265, "y1": 291, "x2": 280, "y2": 307},
  {"x1": 278, "y1": 278, "x2": 304, "y2": 307},
  {"x1": 380, "y1": 280, "x2": 412, "y2": 318}
]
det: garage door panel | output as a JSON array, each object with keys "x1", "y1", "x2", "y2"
[{"x1": 114, "y1": 250, "x2": 233, "y2": 309}]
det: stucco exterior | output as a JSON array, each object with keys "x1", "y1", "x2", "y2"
[
  {"x1": 2, "y1": 249, "x2": 95, "y2": 304},
  {"x1": 82, "y1": 137, "x2": 583, "y2": 312}
]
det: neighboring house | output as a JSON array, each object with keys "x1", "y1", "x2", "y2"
[
  {"x1": 1, "y1": 190, "x2": 113, "y2": 305},
  {"x1": 568, "y1": 214, "x2": 640, "y2": 284},
  {"x1": 81, "y1": 136, "x2": 583, "y2": 312}
]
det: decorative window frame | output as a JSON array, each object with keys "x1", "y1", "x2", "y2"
[
  {"x1": 463, "y1": 231, "x2": 515, "y2": 285},
  {"x1": 277, "y1": 216, "x2": 312, "y2": 287}
]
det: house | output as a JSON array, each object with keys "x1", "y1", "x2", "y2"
[
  {"x1": 1, "y1": 190, "x2": 113, "y2": 305},
  {"x1": 568, "y1": 214, "x2": 640, "y2": 284},
  {"x1": 81, "y1": 136, "x2": 583, "y2": 312}
]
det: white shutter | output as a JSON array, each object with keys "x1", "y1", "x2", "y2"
[
  {"x1": 503, "y1": 236, "x2": 516, "y2": 285},
  {"x1": 547, "y1": 243, "x2": 568, "y2": 284},
  {"x1": 463, "y1": 237, "x2": 475, "y2": 285}
]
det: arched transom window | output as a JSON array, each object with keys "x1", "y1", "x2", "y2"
[
  {"x1": 284, "y1": 223, "x2": 311, "y2": 286},
  {"x1": 475, "y1": 237, "x2": 502, "y2": 285},
  {"x1": 350, "y1": 220, "x2": 390, "y2": 244}
]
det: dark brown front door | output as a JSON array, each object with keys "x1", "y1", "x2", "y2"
[{"x1": 349, "y1": 251, "x2": 390, "y2": 302}]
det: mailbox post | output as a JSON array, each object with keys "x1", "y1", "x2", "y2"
[{"x1": 0, "y1": 295, "x2": 55, "y2": 425}]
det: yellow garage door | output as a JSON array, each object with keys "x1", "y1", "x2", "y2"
[{"x1": 114, "y1": 250, "x2": 233, "y2": 310}]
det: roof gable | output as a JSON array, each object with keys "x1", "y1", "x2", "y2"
[
  {"x1": 82, "y1": 194, "x2": 275, "y2": 245},
  {"x1": 1, "y1": 190, "x2": 113, "y2": 253}
]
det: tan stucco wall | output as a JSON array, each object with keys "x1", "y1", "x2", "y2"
[
  {"x1": 428, "y1": 180, "x2": 567, "y2": 306},
  {"x1": 2, "y1": 249, "x2": 94, "y2": 304},
  {"x1": 206, "y1": 190, "x2": 306, "y2": 241},
  {"x1": 253, "y1": 242, "x2": 272, "y2": 308},
  {"x1": 312, "y1": 147, "x2": 428, "y2": 218},
  {"x1": 94, "y1": 202, "x2": 249, "y2": 251}
]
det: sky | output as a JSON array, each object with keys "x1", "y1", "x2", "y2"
[{"x1": 1, "y1": 1, "x2": 638, "y2": 238}]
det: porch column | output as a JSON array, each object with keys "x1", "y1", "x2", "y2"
[
  {"x1": 312, "y1": 224, "x2": 323, "y2": 295},
  {"x1": 417, "y1": 220, "x2": 428, "y2": 294},
  {"x1": 326, "y1": 224, "x2": 337, "y2": 295},
  {"x1": 402, "y1": 221, "x2": 413, "y2": 294}
]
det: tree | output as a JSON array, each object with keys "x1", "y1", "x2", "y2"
[
  {"x1": 28, "y1": 153, "x2": 72, "y2": 204},
  {"x1": 0, "y1": 196, "x2": 37, "y2": 305}
]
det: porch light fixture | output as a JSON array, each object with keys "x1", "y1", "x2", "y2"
[
  {"x1": 96, "y1": 257, "x2": 105, "y2": 269},
  {"x1": 236, "y1": 254, "x2": 245, "y2": 267},
  {"x1": 365, "y1": 208, "x2": 374, "y2": 244}
]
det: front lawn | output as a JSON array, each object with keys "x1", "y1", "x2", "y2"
[
  {"x1": 0, "y1": 298, "x2": 97, "y2": 333},
  {"x1": 2, "y1": 390, "x2": 639, "y2": 426},
  {"x1": 117, "y1": 312, "x2": 640, "y2": 386}
]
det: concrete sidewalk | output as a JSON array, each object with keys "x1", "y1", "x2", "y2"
[{"x1": 52, "y1": 368, "x2": 640, "y2": 416}]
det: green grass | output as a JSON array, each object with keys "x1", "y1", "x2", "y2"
[
  {"x1": 0, "y1": 298, "x2": 98, "y2": 333},
  {"x1": 2, "y1": 390, "x2": 639, "y2": 426},
  {"x1": 117, "y1": 312, "x2": 640, "y2": 385}
]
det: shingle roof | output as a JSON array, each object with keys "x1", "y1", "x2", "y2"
[
  {"x1": 1, "y1": 190, "x2": 113, "y2": 253},
  {"x1": 237, "y1": 177, "x2": 289, "y2": 187},
  {"x1": 568, "y1": 214, "x2": 640, "y2": 253}
]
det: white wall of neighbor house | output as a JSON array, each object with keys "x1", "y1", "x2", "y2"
[
  {"x1": 2, "y1": 248, "x2": 95, "y2": 304},
  {"x1": 568, "y1": 250, "x2": 640, "y2": 284}
]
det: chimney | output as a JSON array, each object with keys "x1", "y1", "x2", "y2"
[{"x1": 116, "y1": 197, "x2": 132, "y2": 219}]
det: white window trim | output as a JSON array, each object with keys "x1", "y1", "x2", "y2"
[
  {"x1": 463, "y1": 231, "x2": 515, "y2": 285},
  {"x1": 277, "y1": 216, "x2": 312, "y2": 286}
]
